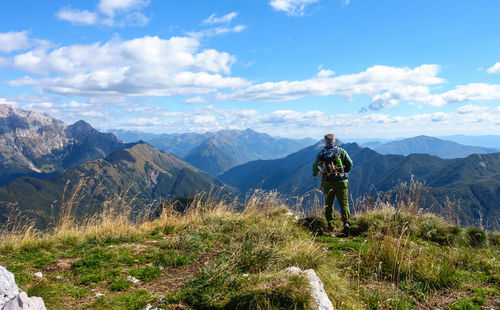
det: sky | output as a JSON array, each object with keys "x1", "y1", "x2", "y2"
[{"x1": 0, "y1": 0, "x2": 499, "y2": 140}]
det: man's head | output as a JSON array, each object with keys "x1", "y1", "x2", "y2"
[{"x1": 324, "y1": 133, "x2": 335, "y2": 145}]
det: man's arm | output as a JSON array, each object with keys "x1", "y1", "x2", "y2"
[
  {"x1": 340, "y1": 149, "x2": 353, "y2": 173},
  {"x1": 312, "y1": 152, "x2": 321, "y2": 176}
]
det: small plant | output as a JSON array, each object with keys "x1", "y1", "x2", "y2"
[
  {"x1": 109, "y1": 277, "x2": 133, "y2": 291},
  {"x1": 128, "y1": 266, "x2": 162, "y2": 282}
]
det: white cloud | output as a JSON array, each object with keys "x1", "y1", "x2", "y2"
[
  {"x1": 218, "y1": 64, "x2": 444, "y2": 106},
  {"x1": 440, "y1": 83, "x2": 500, "y2": 103},
  {"x1": 487, "y1": 62, "x2": 500, "y2": 74},
  {"x1": 56, "y1": 0, "x2": 150, "y2": 27},
  {"x1": 9, "y1": 35, "x2": 250, "y2": 97},
  {"x1": 56, "y1": 7, "x2": 98, "y2": 25},
  {"x1": 457, "y1": 104, "x2": 489, "y2": 114},
  {"x1": 270, "y1": 0, "x2": 320, "y2": 16},
  {"x1": 61, "y1": 101, "x2": 92, "y2": 109},
  {"x1": 203, "y1": 12, "x2": 238, "y2": 25},
  {"x1": 316, "y1": 69, "x2": 335, "y2": 78},
  {"x1": 185, "y1": 96, "x2": 208, "y2": 104},
  {"x1": 189, "y1": 25, "x2": 247, "y2": 39},
  {"x1": 0, "y1": 98, "x2": 17, "y2": 106},
  {"x1": 98, "y1": 0, "x2": 149, "y2": 17},
  {"x1": 213, "y1": 64, "x2": 500, "y2": 109},
  {"x1": 0, "y1": 31, "x2": 30, "y2": 53}
]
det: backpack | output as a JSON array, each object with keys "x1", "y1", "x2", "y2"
[{"x1": 319, "y1": 145, "x2": 347, "y2": 182}]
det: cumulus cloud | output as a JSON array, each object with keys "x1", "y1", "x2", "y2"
[
  {"x1": 270, "y1": 0, "x2": 320, "y2": 16},
  {"x1": 440, "y1": 83, "x2": 500, "y2": 103},
  {"x1": 8, "y1": 35, "x2": 249, "y2": 97},
  {"x1": 213, "y1": 65, "x2": 500, "y2": 109},
  {"x1": 56, "y1": 0, "x2": 150, "y2": 27},
  {"x1": 218, "y1": 64, "x2": 445, "y2": 106},
  {"x1": 0, "y1": 31, "x2": 31, "y2": 53},
  {"x1": 56, "y1": 7, "x2": 98, "y2": 25},
  {"x1": 203, "y1": 12, "x2": 238, "y2": 25},
  {"x1": 487, "y1": 62, "x2": 500, "y2": 74}
]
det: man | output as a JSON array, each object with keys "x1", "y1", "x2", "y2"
[{"x1": 313, "y1": 133, "x2": 353, "y2": 235}]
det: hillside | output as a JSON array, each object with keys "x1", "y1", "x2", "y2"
[
  {"x1": 372, "y1": 135, "x2": 498, "y2": 158},
  {"x1": 0, "y1": 142, "x2": 232, "y2": 229},
  {"x1": 0, "y1": 104, "x2": 124, "y2": 186},
  {"x1": 0, "y1": 193, "x2": 498, "y2": 309},
  {"x1": 220, "y1": 143, "x2": 500, "y2": 229}
]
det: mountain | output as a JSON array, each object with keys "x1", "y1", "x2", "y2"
[
  {"x1": 371, "y1": 135, "x2": 498, "y2": 158},
  {"x1": 108, "y1": 129, "x2": 158, "y2": 143},
  {"x1": 0, "y1": 104, "x2": 124, "y2": 185},
  {"x1": 112, "y1": 128, "x2": 315, "y2": 175},
  {"x1": 220, "y1": 142, "x2": 500, "y2": 229},
  {"x1": 0, "y1": 142, "x2": 233, "y2": 228}
]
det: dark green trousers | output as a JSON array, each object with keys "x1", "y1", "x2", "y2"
[{"x1": 323, "y1": 180, "x2": 350, "y2": 225}]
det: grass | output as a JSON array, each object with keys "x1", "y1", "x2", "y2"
[{"x1": 0, "y1": 187, "x2": 498, "y2": 309}]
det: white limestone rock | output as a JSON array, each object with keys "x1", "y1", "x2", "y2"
[
  {"x1": 2, "y1": 292, "x2": 46, "y2": 310},
  {"x1": 126, "y1": 276, "x2": 140, "y2": 284},
  {"x1": 0, "y1": 266, "x2": 19, "y2": 308},
  {"x1": 286, "y1": 266, "x2": 334, "y2": 310}
]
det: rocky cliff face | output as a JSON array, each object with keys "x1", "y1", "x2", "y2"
[{"x1": 0, "y1": 104, "x2": 124, "y2": 185}]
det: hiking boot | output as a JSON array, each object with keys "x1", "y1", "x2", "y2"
[
  {"x1": 326, "y1": 224, "x2": 334, "y2": 234},
  {"x1": 342, "y1": 223, "x2": 350, "y2": 236}
]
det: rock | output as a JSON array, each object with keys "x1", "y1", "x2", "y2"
[
  {"x1": 126, "y1": 276, "x2": 140, "y2": 284},
  {"x1": 286, "y1": 266, "x2": 334, "y2": 310},
  {"x1": 0, "y1": 266, "x2": 19, "y2": 308},
  {"x1": 143, "y1": 304, "x2": 158, "y2": 310},
  {"x1": 2, "y1": 292, "x2": 46, "y2": 310},
  {"x1": 33, "y1": 273, "x2": 42, "y2": 279},
  {"x1": 94, "y1": 293, "x2": 104, "y2": 298}
]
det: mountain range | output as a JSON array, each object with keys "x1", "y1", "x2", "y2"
[
  {"x1": 220, "y1": 142, "x2": 500, "y2": 230},
  {"x1": 0, "y1": 104, "x2": 124, "y2": 186},
  {"x1": 368, "y1": 135, "x2": 498, "y2": 158},
  {"x1": 0, "y1": 142, "x2": 231, "y2": 228},
  {"x1": 111, "y1": 129, "x2": 315, "y2": 175},
  {"x1": 2, "y1": 105, "x2": 500, "y2": 230}
]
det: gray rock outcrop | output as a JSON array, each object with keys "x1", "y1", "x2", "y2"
[
  {"x1": 2, "y1": 292, "x2": 45, "y2": 310},
  {"x1": 0, "y1": 266, "x2": 19, "y2": 307},
  {"x1": 0, "y1": 266, "x2": 46, "y2": 310},
  {"x1": 286, "y1": 266, "x2": 334, "y2": 310}
]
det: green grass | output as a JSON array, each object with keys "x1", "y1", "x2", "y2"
[
  {"x1": 0, "y1": 192, "x2": 499, "y2": 309},
  {"x1": 128, "y1": 266, "x2": 162, "y2": 282}
]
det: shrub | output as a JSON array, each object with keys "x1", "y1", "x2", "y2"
[{"x1": 465, "y1": 227, "x2": 488, "y2": 248}]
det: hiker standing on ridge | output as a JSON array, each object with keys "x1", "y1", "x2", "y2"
[{"x1": 313, "y1": 134, "x2": 353, "y2": 236}]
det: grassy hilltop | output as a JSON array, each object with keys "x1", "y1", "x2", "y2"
[{"x1": 0, "y1": 190, "x2": 499, "y2": 310}]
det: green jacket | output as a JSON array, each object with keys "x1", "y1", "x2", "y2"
[{"x1": 312, "y1": 145, "x2": 353, "y2": 179}]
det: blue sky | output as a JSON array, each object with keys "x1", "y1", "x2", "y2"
[{"x1": 0, "y1": 0, "x2": 499, "y2": 139}]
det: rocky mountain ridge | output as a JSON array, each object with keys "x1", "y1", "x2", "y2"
[{"x1": 0, "y1": 104, "x2": 124, "y2": 185}]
